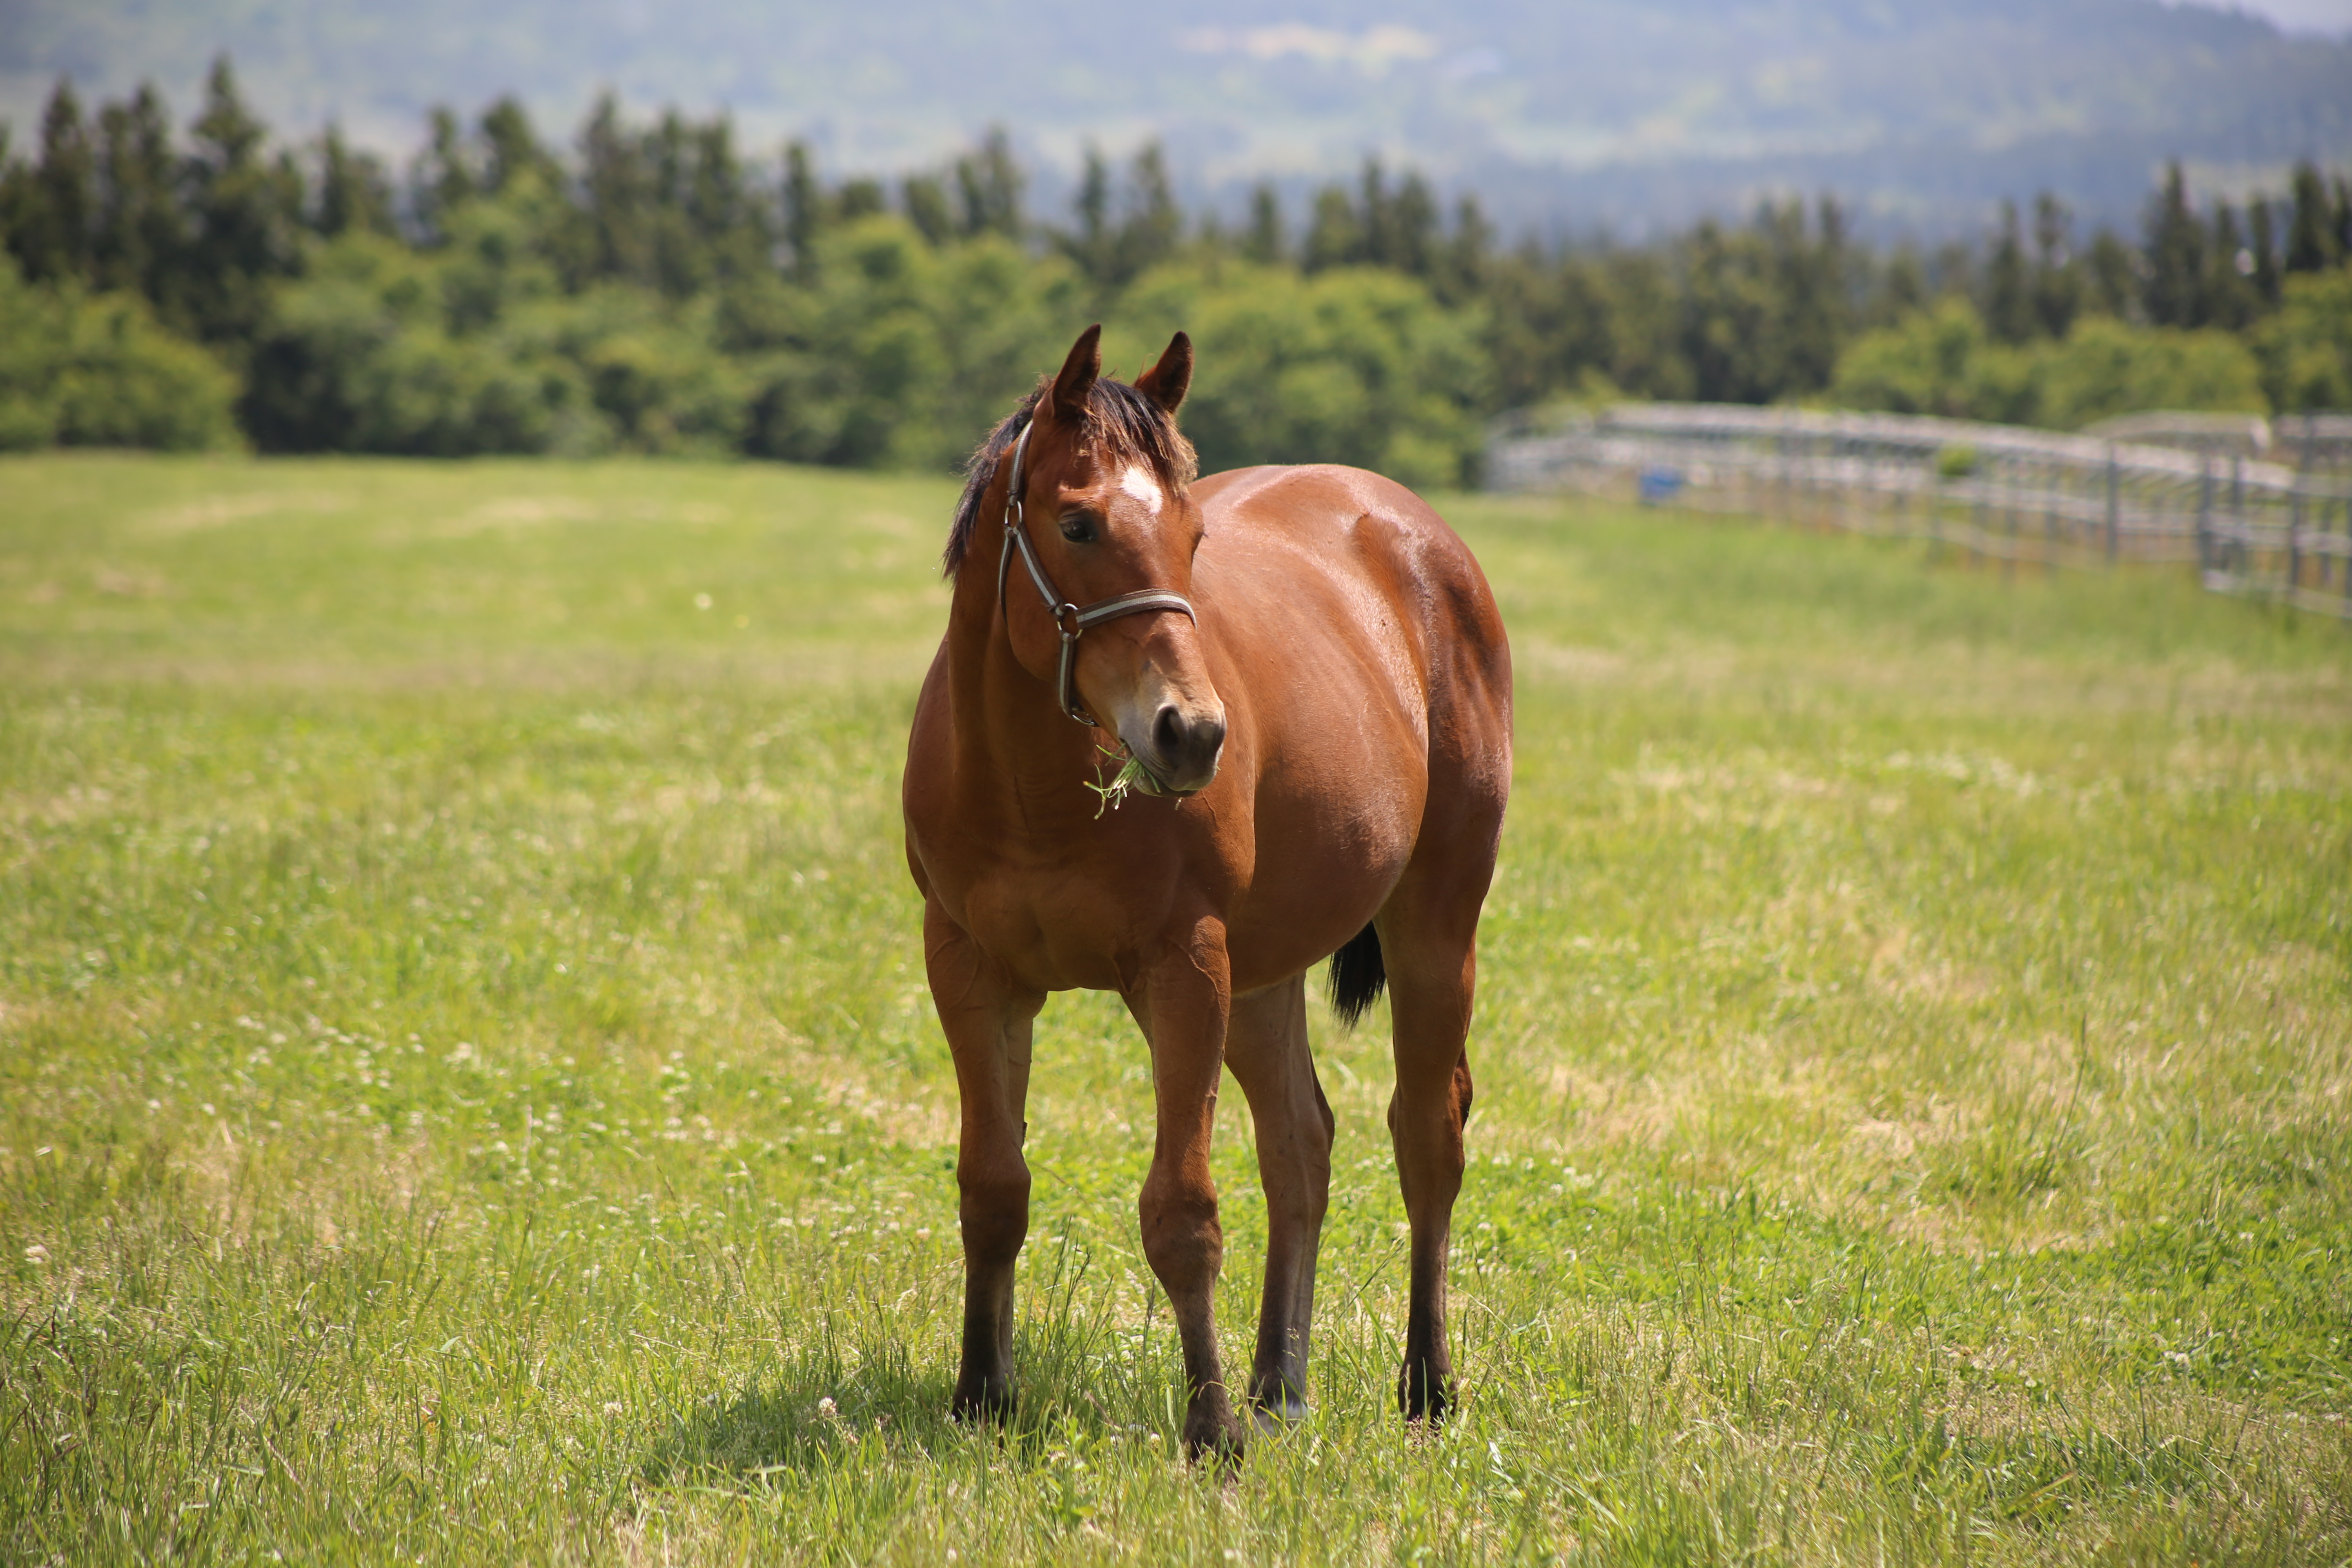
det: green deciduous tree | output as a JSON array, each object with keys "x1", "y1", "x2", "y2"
[
  {"x1": 1831, "y1": 295, "x2": 2265, "y2": 428},
  {"x1": 1110, "y1": 261, "x2": 1487, "y2": 486},
  {"x1": 2251, "y1": 269, "x2": 2352, "y2": 412},
  {"x1": 0, "y1": 255, "x2": 238, "y2": 449}
]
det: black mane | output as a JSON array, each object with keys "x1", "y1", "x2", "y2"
[{"x1": 942, "y1": 377, "x2": 1197, "y2": 576}]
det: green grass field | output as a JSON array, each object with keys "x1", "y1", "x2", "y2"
[{"x1": 3, "y1": 454, "x2": 2349, "y2": 1565}]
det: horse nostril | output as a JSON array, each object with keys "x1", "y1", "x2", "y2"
[
  {"x1": 1154, "y1": 705, "x2": 1185, "y2": 760},
  {"x1": 1196, "y1": 713, "x2": 1226, "y2": 758}
]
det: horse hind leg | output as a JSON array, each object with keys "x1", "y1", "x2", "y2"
[
  {"x1": 1222, "y1": 974, "x2": 1335, "y2": 1426},
  {"x1": 1378, "y1": 878, "x2": 1488, "y2": 1423}
]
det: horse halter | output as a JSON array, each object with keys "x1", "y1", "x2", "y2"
[{"x1": 994, "y1": 417, "x2": 1197, "y2": 727}]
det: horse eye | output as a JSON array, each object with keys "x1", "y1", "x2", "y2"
[{"x1": 1059, "y1": 512, "x2": 1098, "y2": 543}]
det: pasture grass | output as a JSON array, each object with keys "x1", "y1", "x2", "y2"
[{"x1": 2, "y1": 452, "x2": 2348, "y2": 1565}]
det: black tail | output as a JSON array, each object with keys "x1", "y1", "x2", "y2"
[{"x1": 1327, "y1": 922, "x2": 1386, "y2": 1028}]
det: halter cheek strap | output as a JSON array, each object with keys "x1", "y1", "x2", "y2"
[{"x1": 996, "y1": 417, "x2": 1197, "y2": 728}]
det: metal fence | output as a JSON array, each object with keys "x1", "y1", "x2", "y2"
[{"x1": 1486, "y1": 404, "x2": 2352, "y2": 620}]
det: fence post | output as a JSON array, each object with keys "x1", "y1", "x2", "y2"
[
  {"x1": 2342, "y1": 495, "x2": 2352, "y2": 612},
  {"x1": 2289, "y1": 479, "x2": 2304, "y2": 602},
  {"x1": 2104, "y1": 449, "x2": 2119, "y2": 564},
  {"x1": 2002, "y1": 457, "x2": 2017, "y2": 581},
  {"x1": 2230, "y1": 454, "x2": 2245, "y2": 589},
  {"x1": 2042, "y1": 460, "x2": 2058, "y2": 574},
  {"x1": 2196, "y1": 454, "x2": 2215, "y2": 583}
]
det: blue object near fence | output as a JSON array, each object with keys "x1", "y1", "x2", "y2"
[{"x1": 1638, "y1": 467, "x2": 1685, "y2": 505}]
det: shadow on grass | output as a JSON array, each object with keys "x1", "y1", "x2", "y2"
[
  {"x1": 640, "y1": 1321, "x2": 1183, "y2": 1486},
  {"x1": 640, "y1": 1343, "x2": 961, "y2": 1483}
]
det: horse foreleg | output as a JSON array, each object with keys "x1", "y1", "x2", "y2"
[
  {"x1": 1223, "y1": 975, "x2": 1333, "y2": 1426},
  {"x1": 1382, "y1": 917, "x2": 1479, "y2": 1424},
  {"x1": 1130, "y1": 927, "x2": 1245, "y2": 1460},
  {"x1": 926, "y1": 898, "x2": 1043, "y2": 1422}
]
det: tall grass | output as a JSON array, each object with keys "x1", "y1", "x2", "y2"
[{"x1": 2, "y1": 454, "x2": 2347, "y2": 1564}]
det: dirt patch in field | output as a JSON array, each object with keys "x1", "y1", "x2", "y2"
[{"x1": 139, "y1": 490, "x2": 358, "y2": 535}]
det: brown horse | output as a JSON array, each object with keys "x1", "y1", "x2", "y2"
[{"x1": 902, "y1": 325, "x2": 1511, "y2": 1457}]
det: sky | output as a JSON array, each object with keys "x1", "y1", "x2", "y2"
[{"x1": 2216, "y1": 0, "x2": 2352, "y2": 31}]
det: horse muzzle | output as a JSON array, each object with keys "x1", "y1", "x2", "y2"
[{"x1": 1131, "y1": 699, "x2": 1226, "y2": 797}]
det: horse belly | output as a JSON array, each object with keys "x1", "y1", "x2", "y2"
[{"x1": 1218, "y1": 687, "x2": 1427, "y2": 992}]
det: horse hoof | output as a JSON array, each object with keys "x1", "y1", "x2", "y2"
[
  {"x1": 1248, "y1": 1392, "x2": 1310, "y2": 1433},
  {"x1": 949, "y1": 1378, "x2": 1015, "y2": 1425},
  {"x1": 1396, "y1": 1364, "x2": 1453, "y2": 1425},
  {"x1": 1182, "y1": 1406, "x2": 1246, "y2": 1466}
]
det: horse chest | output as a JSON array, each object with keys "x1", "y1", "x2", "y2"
[{"x1": 950, "y1": 858, "x2": 1145, "y2": 993}]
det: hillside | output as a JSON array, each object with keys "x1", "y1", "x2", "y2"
[{"x1": 3, "y1": 0, "x2": 2349, "y2": 232}]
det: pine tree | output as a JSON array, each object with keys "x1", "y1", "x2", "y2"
[
  {"x1": 2083, "y1": 229, "x2": 2138, "y2": 320},
  {"x1": 95, "y1": 85, "x2": 188, "y2": 312},
  {"x1": 1435, "y1": 193, "x2": 1490, "y2": 305},
  {"x1": 2248, "y1": 198, "x2": 2281, "y2": 307},
  {"x1": 183, "y1": 57, "x2": 299, "y2": 347},
  {"x1": 412, "y1": 105, "x2": 477, "y2": 243},
  {"x1": 2204, "y1": 201, "x2": 2256, "y2": 332},
  {"x1": 902, "y1": 174, "x2": 953, "y2": 245},
  {"x1": 1110, "y1": 143, "x2": 1179, "y2": 283},
  {"x1": 643, "y1": 110, "x2": 701, "y2": 296},
  {"x1": 1303, "y1": 184, "x2": 1356, "y2": 274},
  {"x1": 314, "y1": 124, "x2": 393, "y2": 238},
  {"x1": 1242, "y1": 183, "x2": 1283, "y2": 267},
  {"x1": 479, "y1": 97, "x2": 551, "y2": 196},
  {"x1": 1984, "y1": 200, "x2": 2032, "y2": 343},
  {"x1": 2284, "y1": 160, "x2": 2336, "y2": 272},
  {"x1": 579, "y1": 92, "x2": 652, "y2": 283},
  {"x1": 686, "y1": 114, "x2": 764, "y2": 285},
  {"x1": 1387, "y1": 172, "x2": 1437, "y2": 279},
  {"x1": 16, "y1": 80, "x2": 97, "y2": 285},
  {"x1": 1059, "y1": 146, "x2": 1112, "y2": 282},
  {"x1": 2030, "y1": 192, "x2": 2080, "y2": 339},
  {"x1": 1878, "y1": 247, "x2": 1926, "y2": 325},
  {"x1": 953, "y1": 129, "x2": 1021, "y2": 240},
  {"x1": 784, "y1": 141, "x2": 824, "y2": 278},
  {"x1": 1773, "y1": 197, "x2": 1845, "y2": 393},
  {"x1": 0, "y1": 126, "x2": 30, "y2": 270},
  {"x1": 2141, "y1": 162, "x2": 2205, "y2": 327}
]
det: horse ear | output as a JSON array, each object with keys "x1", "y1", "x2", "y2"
[
  {"x1": 1135, "y1": 330, "x2": 1192, "y2": 414},
  {"x1": 1052, "y1": 324, "x2": 1103, "y2": 422}
]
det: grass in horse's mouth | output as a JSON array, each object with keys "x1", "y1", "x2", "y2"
[{"x1": 1085, "y1": 743, "x2": 1161, "y2": 816}]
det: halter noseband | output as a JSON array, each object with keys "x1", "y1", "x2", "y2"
[{"x1": 994, "y1": 416, "x2": 1197, "y2": 727}]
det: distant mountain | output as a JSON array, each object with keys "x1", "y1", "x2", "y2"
[{"x1": 4, "y1": 0, "x2": 2348, "y2": 236}]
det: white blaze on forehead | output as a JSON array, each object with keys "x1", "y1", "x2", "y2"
[{"x1": 1118, "y1": 464, "x2": 1164, "y2": 515}]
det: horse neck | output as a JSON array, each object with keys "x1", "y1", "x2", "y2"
[{"x1": 942, "y1": 521, "x2": 1104, "y2": 817}]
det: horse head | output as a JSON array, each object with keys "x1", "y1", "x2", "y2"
[{"x1": 988, "y1": 325, "x2": 1227, "y2": 795}]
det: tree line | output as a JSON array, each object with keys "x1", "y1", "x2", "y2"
[{"x1": 4, "y1": 58, "x2": 2350, "y2": 476}]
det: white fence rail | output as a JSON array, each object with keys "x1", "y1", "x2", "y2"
[{"x1": 1486, "y1": 404, "x2": 2352, "y2": 620}]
